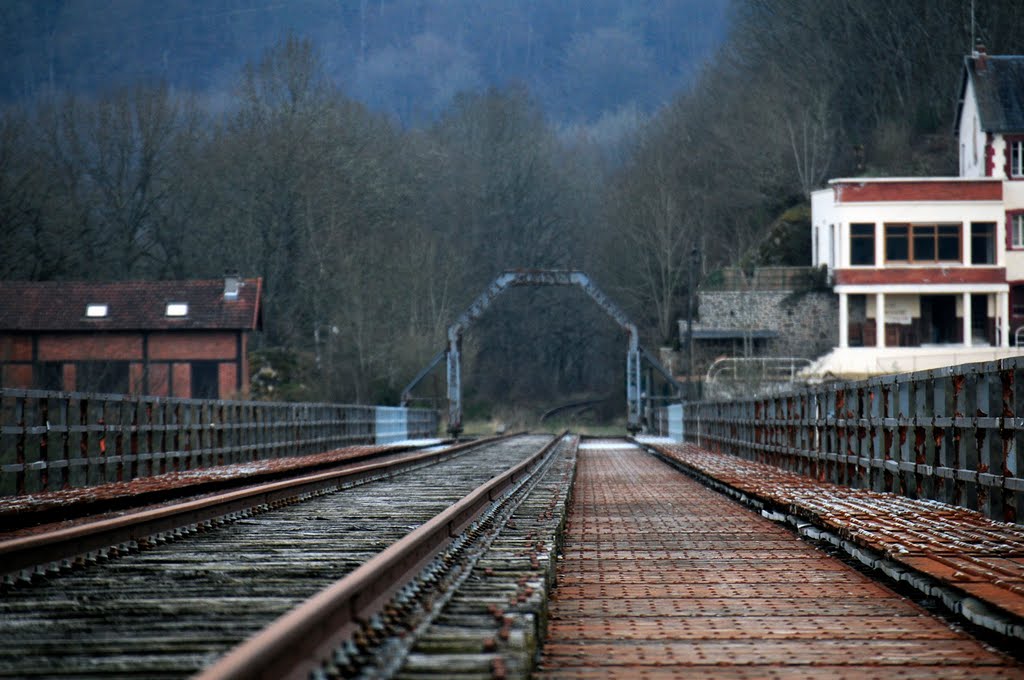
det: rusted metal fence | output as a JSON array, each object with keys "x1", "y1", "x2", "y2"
[
  {"x1": 652, "y1": 357, "x2": 1024, "y2": 524},
  {"x1": 0, "y1": 388, "x2": 439, "y2": 496}
]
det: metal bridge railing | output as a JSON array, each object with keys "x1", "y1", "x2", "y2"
[
  {"x1": 652, "y1": 357, "x2": 1024, "y2": 523},
  {"x1": 0, "y1": 388, "x2": 439, "y2": 496},
  {"x1": 703, "y1": 357, "x2": 813, "y2": 400}
]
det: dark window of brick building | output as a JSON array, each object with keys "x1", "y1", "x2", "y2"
[
  {"x1": 36, "y1": 362, "x2": 64, "y2": 391},
  {"x1": 77, "y1": 361, "x2": 129, "y2": 394},
  {"x1": 191, "y1": 361, "x2": 219, "y2": 400}
]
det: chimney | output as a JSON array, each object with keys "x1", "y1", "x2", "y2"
[
  {"x1": 975, "y1": 42, "x2": 987, "y2": 72},
  {"x1": 224, "y1": 271, "x2": 241, "y2": 300}
]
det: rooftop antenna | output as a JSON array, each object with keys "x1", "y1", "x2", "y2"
[{"x1": 970, "y1": 0, "x2": 976, "y2": 54}]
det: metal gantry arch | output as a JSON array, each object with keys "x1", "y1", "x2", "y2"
[{"x1": 401, "y1": 269, "x2": 681, "y2": 436}]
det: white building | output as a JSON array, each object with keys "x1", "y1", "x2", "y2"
[{"x1": 809, "y1": 49, "x2": 1024, "y2": 378}]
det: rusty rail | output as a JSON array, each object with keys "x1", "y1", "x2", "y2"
[
  {"x1": 653, "y1": 357, "x2": 1024, "y2": 523},
  {"x1": 197, "y1": 435, "x2": 564, "y2": 680},
  {"x1": 0, "y1": 388, "x2": 438, "y2": 496},
  {"x1": 0, "y1": 437, "x2": 496, "y2": 581}
]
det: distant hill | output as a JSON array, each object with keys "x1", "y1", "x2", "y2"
[{"x1": 0, "y1": 0, "x2": 730, "y2": 126}]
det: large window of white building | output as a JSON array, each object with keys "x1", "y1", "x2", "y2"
[{"x1": 885, "y1": 224, "x2": 960, "y2": 263}]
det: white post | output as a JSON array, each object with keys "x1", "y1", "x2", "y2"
[
  {"x1": 963, "y1": 292, "x2": 973, "y2": 347},
  {"x1": 875, "y1": 292, "x2": 886, "y2": 348},
  {"x1": 839, "y1": 292, "x2": 849, "y2": 348},
  {"x1": 874, "y1": 222, "x2": 883, "y2": 265},
  {"x1": 1001, "y1": 291, "x2": 1011, "y2": 347},
  {"x1": 962, "y1": 221, "x2": 972, "y2": 265}
]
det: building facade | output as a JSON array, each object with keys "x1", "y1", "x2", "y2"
[
  {"x1": 0, "y1": 276, "x2": 262, "y2": 399},
  {"x1": 810, "y1": 50, "x2": 1024, "y2": 377}
]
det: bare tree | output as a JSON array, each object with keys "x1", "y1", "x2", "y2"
[{"x1": 0, "y1": 110, "x2": 53, "y2": 279}]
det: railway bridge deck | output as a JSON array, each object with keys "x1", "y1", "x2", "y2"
[{"x1": 0, "y1": 430, "x2": 1022, "y2": 677}]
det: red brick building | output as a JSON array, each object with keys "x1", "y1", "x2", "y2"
[{"x1": 0, "y1": 276, "x2": 262, "y2": 399}]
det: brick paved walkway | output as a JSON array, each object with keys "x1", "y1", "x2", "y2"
[{"x1": 536, "y1": 443, "x2": 1022, "y2": 678}]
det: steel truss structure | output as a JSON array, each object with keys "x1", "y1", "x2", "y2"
[{"x1": 402, "y1": 269, "x2": 681, "y2": 436}]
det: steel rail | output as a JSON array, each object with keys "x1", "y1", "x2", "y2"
[
  {"x1": 0, "y1": 436, "x2": 504, "y2": 579},
  {"x1": 0, "y1": 442, "x2": 442, "y2": 532},
  {"x1": 197, "y1": 434, "x2": 565, "y2": 680}
]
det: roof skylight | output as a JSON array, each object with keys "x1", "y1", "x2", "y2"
[{"x1": 165, "y1": 302, "x2": 188, "y2": 317}]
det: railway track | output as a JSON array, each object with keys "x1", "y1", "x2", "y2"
[
  {"x1": 0, "y1": 434, "x2": 560, "y2": 678},
  {"x1": 0, "y1": 442, "x2": 443, "y2": 535}
]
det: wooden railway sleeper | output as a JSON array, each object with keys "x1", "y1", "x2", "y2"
[
  {"x1": 2, "y1": 460, "x2": 432, "y2": 590},
  {"x1": 3, "y1": 497, "x2": 269, "y2": 591}
]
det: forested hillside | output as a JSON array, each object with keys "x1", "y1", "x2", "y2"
[
  {"x1": 0, "y1": 0, "x2": 727, "y2": 127},
  {"x1": 2, "y1": 0, "x2": 1023, "y2": 415}
]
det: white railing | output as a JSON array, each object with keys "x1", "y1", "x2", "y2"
[{"x1": 704, "y1": 357, "x2": 814, "y2": 401}]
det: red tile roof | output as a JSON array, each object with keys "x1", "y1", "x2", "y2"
[{"x1": 0, "y1": 278, "x2": 262, "y2": 331}]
